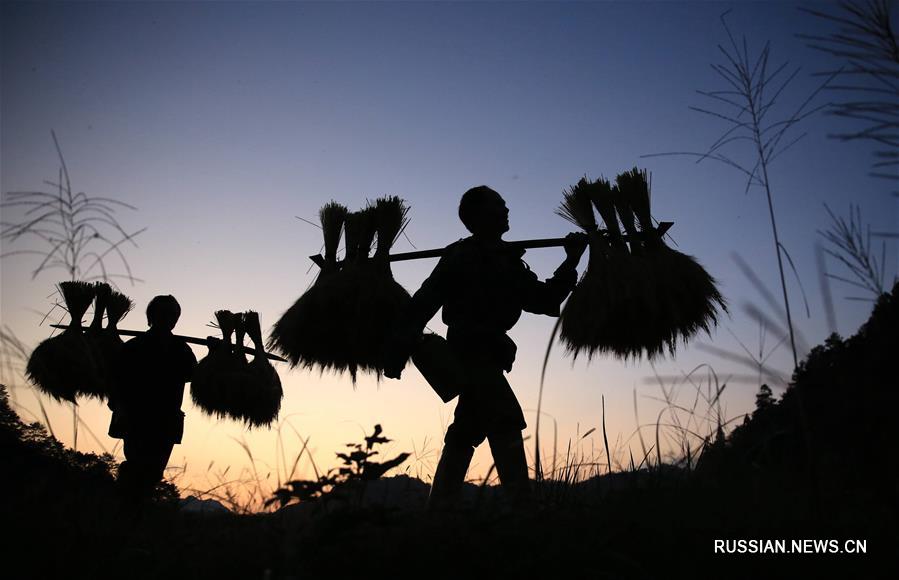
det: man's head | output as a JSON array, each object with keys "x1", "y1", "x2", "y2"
[
  {"x1": 146, "y1": 295, "x2": 181, "y2": 332},
  {"x1": 458, "y1": 186, "x2": 510, "y2": 237}
]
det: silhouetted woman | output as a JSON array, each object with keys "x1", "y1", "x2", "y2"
[{"x1": 109, "y1": 295, "x2": 197, "y2": 500}]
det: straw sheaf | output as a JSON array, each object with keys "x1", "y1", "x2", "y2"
[
  {"x1": 96, "y1": 289, "x2": 131, "y2": 401},
  {"x1": 191, "y1": 310, "x2": 244, "y2": 421},
  {"x1": 239, "y1": 310, "x2": 282, "y2": 427},
  {"x1": 26, "y1": 281, "x2": 101, "y2": 402},
  {"x1": 557, "y1": 177, "x2": 641, "y2": 360},
  {"x1": 556, "y1": 178, "x2": 597, "y2": 233},
  {"x1": 320, "y1": 201, "x2": 348, "y2": 267},
  {"x1": 197, "y1": 312, "x2": 281, "y2": 427},
  {"x1": 373, "y1": 196, "x2": 410, "y2": 260},
  {"x1": 559, "y1": 169, "x2": 726, "y2": 360},
  {"x1": 105, "y1": 291, "x2": 134, "y2": 328},
  {"x1": 82, "y1": 282, "x2": 113, "y2": 400},
  {"x1": 621, "y1": 169, "x2": 726, "y2": 355},
  {"x1": 270, "y1": 198, "x2": 413, "y2": 382}
]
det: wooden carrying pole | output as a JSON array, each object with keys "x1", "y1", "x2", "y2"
[
  {"x1": 309, "y1": 222, "x2": 674, "y2": 268},
  {"x1": 49, "y1": 325, "x2": 288, "y2": 363}
]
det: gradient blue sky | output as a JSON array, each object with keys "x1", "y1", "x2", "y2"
[{"x1": 2, "y1": 1, "x2": 896, "y2": 498}]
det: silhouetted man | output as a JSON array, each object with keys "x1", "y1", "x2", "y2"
[
  {"x1": 394, "y1": 186, "x2": 586, "y2": 508},
  {"x1": 109, "y1": 295, "x2": 197, "y2": 500}
]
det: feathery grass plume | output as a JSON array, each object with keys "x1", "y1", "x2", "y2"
[
  {"x1": 191, "y1": 310, "x2": 243, "y2": 421},
  {"x1": 239, "y1": 311, "x2": 282, "y2": 427},
  {"x1": 619, "y1": 168, "x2": 727, "y2": 355},
  {"x1": 81, "y1": 282, "x2": 112, "y2": 400},
  {"x1": 26, "y1": 281, "x2": 100, "y2": 402}
]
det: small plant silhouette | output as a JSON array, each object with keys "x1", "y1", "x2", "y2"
[{"x1": 265, "y1": 424, "x2": 410, "y2": 509}]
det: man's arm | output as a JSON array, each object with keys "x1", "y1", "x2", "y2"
[
  {"x1": 521, "y1": 232, "x2": 587, "y2": 316},
  {"x1": 406, "y1": 252, "x2": 453, "y2": 333},
  {"x1": 382, "y1": 246, "x2": 456, "y2": 378},
  {"x1": 179, "y1": 342, "x2": 198, "y2": 383}
]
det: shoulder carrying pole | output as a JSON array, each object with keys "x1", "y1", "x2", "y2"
[
  {"x1": 309, "y1": 222, "x2": 674, "y2": 268},
  {"x1": 49, "y1": 325, "x2": 288, "y2": 362}
]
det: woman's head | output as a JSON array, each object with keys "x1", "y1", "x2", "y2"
[{"x1": 146, "y1": 295, "x2": 181, "y2": 331}]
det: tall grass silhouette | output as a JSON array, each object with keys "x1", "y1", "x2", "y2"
[{"x1": 1, "y1": 131, "x2": 146, "y2": 285}]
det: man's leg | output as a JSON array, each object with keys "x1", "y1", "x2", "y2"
[
  {"x1": 120, "y1": 436, "x2": 174, "y2": 500},
  {"x1": 479, "y1": 366, "x2": 531, "y2": 505},
  {"x1": 427, "y1": 397, "x2": 483, "y2": 511},
  {"x1": 487, "y1": 430, "x2": 531, "y2": 504}
]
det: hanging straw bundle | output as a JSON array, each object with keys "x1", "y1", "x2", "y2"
[
  {"x1": 193, "y1": 311, "x2": 283, "y2": 427},
  {"x1": 26, "y1": 281, "x2": 101, "y2": 402},
  {"x1": 238, "y1": 311, "x2": 283, "y2": 427},
  {"x1": 269, "y1": 202, "x2": 348, "y2": 372},
  {"x1": 322, "y1": 207, "x2": 378, "y2": 378},
  {"x1": 556, "y1": 178, "x2": 607, "y2": 353},
  {"x1": 591, "y1": 176, "x2": 658, "y2": 358},
  {"x1": 352, "y1": 196, "x2": 412, "y2": 377},
  {"x1": 271, "y1": 198, "x2": 412, "y2": 382},
  {"x1": 82, "y1": 282, "x2": 112, "y2": 399},
  {"x1": 98, "y1": 289, "x2": 134, "y2": 405},
  {"x1": 557, "y1": 170, "x2": 726, "y2": 360},
  {"x1": 191, "y1": 310, "x2": 244, "y2": 420},
  {"x1": 616, "y1": 168, "x2": 726, "y2": 352},
  {"x1": 558, "y1": 177, "x2": 648, "y2": 358}
]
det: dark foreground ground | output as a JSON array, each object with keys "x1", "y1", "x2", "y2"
[{"x1": 3, "y1": 285, "x2": 899, "y2": 579}]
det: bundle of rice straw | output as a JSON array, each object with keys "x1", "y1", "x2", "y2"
[
  {"x1": 191, "y1": 310, "x2": 243, "y2": 420},
  {"x1": 558, "y1": 176, "x2": 645, "y2": 359},
  {"x1": 238, "y1": 311, "x2": 283, "y2": 427},
  {"x1": 270, "y1": 197, "x2": 412, "y2": 382},
  {"x1": 26, "y1": 281, "x2": 101, "y2": 402},
  {"x1": 323, "y1": 207, "x2": 378, "y2": 378},
  {"x1": 615, "y1": 168, "x2": 726, "y2": 353},
  {"x1": 82, "y1": 282, "x2": 112, "y2": 399},
  {"x1": 268, "y1": 202, "x2": 348, "y2": 371},
  {"x1": 352, "y1": 196, "x2": 412, "y2": 377},
  {"x1": 556, "y1": 178, "x2": 604, "y2": 351},
  {"x1": 98, "y1": 289, "x2": 134, "y2": 405},
  {"x1": 192, "y1": 311, "x2": 283, "y2": 427},
  {"x1": 557, "y1": 170, "x2": 726, "y2": 360},
  {"x1": 608, "y1": 173, "x2": 669, "y2": 358}
]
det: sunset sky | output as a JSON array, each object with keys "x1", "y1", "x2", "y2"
[{"x1": 2, "y1": 1, "x2": 895, "y2": 503}]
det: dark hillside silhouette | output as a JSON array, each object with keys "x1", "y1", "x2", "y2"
[{"x1": 697, "y1": 281, "x2": 899, "y2": 513}]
